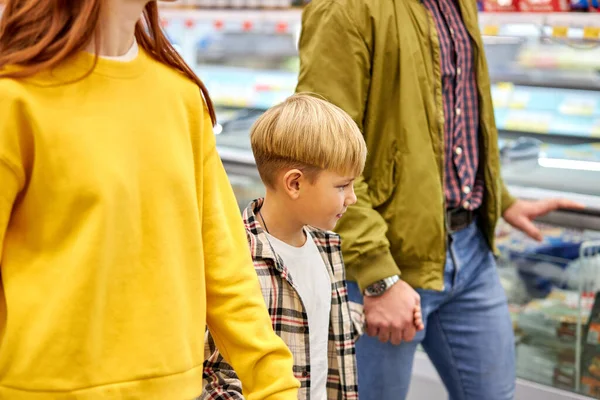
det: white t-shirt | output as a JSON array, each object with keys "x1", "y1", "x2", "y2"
[
  {"x1": 97, "y1": 40, "x2": 139, "y2": 62},
  {"x1": 267, "y1": 229, "x2": 332, "y2": 400}
]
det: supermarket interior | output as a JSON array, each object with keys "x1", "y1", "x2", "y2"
[
  {"x1": 1, "y1": 0, "x2": 600, "y2": 398},
  {"x1": 157, "y1": 1, "x2": 600, "y2": 399}
]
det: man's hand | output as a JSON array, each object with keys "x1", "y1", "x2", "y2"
[
  {"x1": 503, "y1": 198, "x2": 585, "y2": 242},
  {"x1": 363, "y1": 280, "x2": 421, "y2": 345}
]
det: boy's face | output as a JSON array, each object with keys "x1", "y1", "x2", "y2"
[{"x1": 296, "y1": 170, "x2": 358, "y2": 231}]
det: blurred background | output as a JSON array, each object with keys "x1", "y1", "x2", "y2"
[
  {"x1": 2, "y1": 0, "x2": 599, "y2": 397},
  {"x1": 156, "y1": 2, "x2": 600, "y2": 399}
]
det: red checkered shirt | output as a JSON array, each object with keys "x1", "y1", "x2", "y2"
[
  {"x1": 200, "y1": 199, "x2": 362, "y2": 400},
  {"x1": 422, "y1": 0, "x2": 484, "y2": 210}
]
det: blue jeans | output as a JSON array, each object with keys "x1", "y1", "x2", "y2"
[{"x1": 347, "y1": 220, "x2": 515, "y2": 400}]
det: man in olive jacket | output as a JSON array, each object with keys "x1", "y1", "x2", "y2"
[{"x1": 296, "y1": 0, "x2": 582, "y2": 398}]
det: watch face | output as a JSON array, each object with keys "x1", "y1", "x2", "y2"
[{"x1": 367, "y1": 281, "x2": 386, "y2": 296}]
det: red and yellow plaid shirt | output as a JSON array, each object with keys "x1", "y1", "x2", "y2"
[{"x1": 200, "y1": 199, "x2": 362, "y2": 400}]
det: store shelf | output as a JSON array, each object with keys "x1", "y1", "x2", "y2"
[
  {"x1": 158, "y1": 9, "x2": 600, "y2": 39},
  {"x1": 495, "y1": 108, "x2": 600, "y2": 138},
  {"x1": 158, "y1": 8, "x2": 302, "y2": 33},
  {"x1": 489, "y1": 71, "x2": 600, "y2": 92},
  {"x1": 480, "y1": 13, "x2": 600, "y2": 40},
  {"x1": 492, "y1": 84, "x2": 600, "y2": 137},
  {"x1": 158, "y1": 8, "x2": 301, "y2": 20}
]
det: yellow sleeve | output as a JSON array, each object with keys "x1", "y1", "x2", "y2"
[
  {"x1": 199, "y1": 108, "x2": 299, "y2": 400},
  {"x1": 0, "y1": 90, "x2": 28, "y2": 260}
]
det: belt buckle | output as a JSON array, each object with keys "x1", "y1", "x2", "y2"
[
  {"x1": 445, "y1": 208, "x2": 460, "y2": 234},
  {"x1": 445, "y1": 208, "x2": 472, "y2": 234}
]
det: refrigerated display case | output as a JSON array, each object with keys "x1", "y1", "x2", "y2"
[{"x1": 159, "y1": 7, "x2": 600, "y2": 399}]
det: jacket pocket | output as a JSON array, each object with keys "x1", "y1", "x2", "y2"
[{"x1": 368, "y1": 143, "x2": 400, "y2": 208}]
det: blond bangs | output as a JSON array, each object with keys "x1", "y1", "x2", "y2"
[{"x1": 250, "y1": 93, "x2": 367, "y2": 187}]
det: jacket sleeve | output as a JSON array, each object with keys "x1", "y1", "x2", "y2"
[
  {"x1": 200, "y1": 331, "x2": 245, "y2": 400},
  {"x1": 501, "y1": 181, "x2": 517, "y2": 214},
  {"x1": 296, "y1": 0, "x2": 400, "y2": 291},
  {"x1": 199, "y1": 105, "x2": 299, "y2": 400}
]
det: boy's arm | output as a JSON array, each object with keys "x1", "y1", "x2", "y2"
[
  {"x1": 200, "y1": 331, "x2": 245, "y2": 400},
  {"x1": 296, "y1": 1, "x2": 399, "y2": 291},
  {"x1": 198, "y1": 105, "x2": 299, "y2": 400}
]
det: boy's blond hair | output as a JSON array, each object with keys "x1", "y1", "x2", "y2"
[{"x1": 250, "y1": 93, "x2": 367, "y2": 188}]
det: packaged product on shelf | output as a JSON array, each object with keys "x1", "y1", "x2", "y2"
[
  {"x1": 515, "y1": 289, "x2": 594, "y2": 392},
  {"x1": 581, "y1": 292, "x2": 600, "y2": 398},
  {"x1": 516, "y1": 288, "x2": 592, "y2": 343},
  {"x1": 554, "y1": 363, "x2": 577, "y2": 391},
  {"x1": 230, "y1": 0, "x2": 245, "y2": 8},
  {"x1": 516, "y1": 344, "x2": 557, "y2": 386},
  {"x1": 482, "y1": 0, "x2": 520, "y2": 11},
  {"x1": 509, "y1": 303, "x2": 526, "y2": 331},
  {"x1": 570, "y1": 0, "x2": 592, "y2": 10},
  {"x1": 518, "y1": 0, "x2": 570, "y2": 11},
  {"x1": 193, "y1": 0, "x2": 216, "y2": 7},
  {"x1": 259, "y1": 0, "x2": 292, "y2": 8},
  {"x1": 498, "y1": 264, "x2": 531, "y2": 305},
  {"x1": 516, "y1": 337, "x2": 576, "y2": 390}
]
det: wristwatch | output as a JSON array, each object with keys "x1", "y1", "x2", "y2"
[{"x1": 364, "y1": 275, "x2": 401, "y2": 297}]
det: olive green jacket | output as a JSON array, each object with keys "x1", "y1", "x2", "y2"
[{"x1": 296, "y1": 0, "x2": 515, "y2": 291}]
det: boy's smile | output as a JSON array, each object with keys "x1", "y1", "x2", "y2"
[{"x1": 296, "y1": 170, "x2": 357, "y2": 232}]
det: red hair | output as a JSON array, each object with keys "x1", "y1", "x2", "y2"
[{"x1": 0, "y1": 0, "x2": 216, "y2": 124}]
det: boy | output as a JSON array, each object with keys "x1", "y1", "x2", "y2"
[{"x1": 201, "y1": 94, "x2": 423, "y2": 399}]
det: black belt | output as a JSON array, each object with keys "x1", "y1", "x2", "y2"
[{"x1": 445, "y1": 208, "x2": 475, "y2": 233}]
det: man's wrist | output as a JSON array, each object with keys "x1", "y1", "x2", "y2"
[
  {"x1": 364, "y1": 275, "x2": 401, "y2": 297},
  {"x1": 350, "y1": 250, "x2": 400, "y2": 292}
]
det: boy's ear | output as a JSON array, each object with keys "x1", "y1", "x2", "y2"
[{"x1": 283, "y1": 169, "x2": 303, "y2": 199}]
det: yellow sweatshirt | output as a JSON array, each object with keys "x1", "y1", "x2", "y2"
[{"x1": 0, "y1": 49, "x2": 299, "y2": 399}]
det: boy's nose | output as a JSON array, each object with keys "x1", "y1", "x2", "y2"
[{"x1": 347, "y1": 189, "x2": 358, "y2": 205}]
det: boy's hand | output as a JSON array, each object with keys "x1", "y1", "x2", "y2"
[
  {"x1": 363, "y1": 280, "x2": 420, "y2": 345},
  {"x1": 414, "y1": 304, "x2": 424, "y2": 331}
]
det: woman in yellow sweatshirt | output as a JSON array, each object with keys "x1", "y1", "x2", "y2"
[{"x1": 0, "y1": 1, "x2": 299, "y2": 399}]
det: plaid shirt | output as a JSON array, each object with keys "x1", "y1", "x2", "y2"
[
  {"x1": 200, "y1": 199, "x2": 362, "y2": 400},
  {"x1": 422, "y1": 0, "x2": 484, "y2": 210}
]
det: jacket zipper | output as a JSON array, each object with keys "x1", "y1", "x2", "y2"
[
  {"x1": 469, "y1": 20, "x2": 499, "y2": 251},
  {"x1": 423, "y1": 2, "x2": 448, "y2": 290}
]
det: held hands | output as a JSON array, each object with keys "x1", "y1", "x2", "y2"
[
  {"x1": 363, "y1": 280, "x2": 424, "y2": 345},
  {"x1": 503, "y1": 198, "x2": 585, "y2": 242}
]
